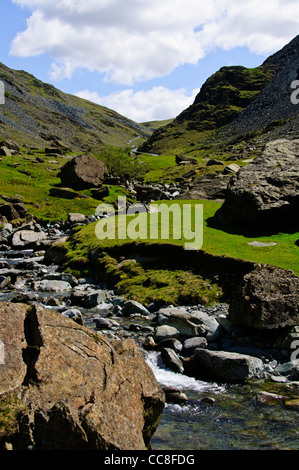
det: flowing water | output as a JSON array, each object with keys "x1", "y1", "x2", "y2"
[
  {"x1": 1, "y1": 245, "x2": 299, "y2": 451},
  {"x1": 146, "y1": 352, "x2": 299, "y2": 451}
]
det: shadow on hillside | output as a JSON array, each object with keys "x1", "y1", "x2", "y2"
[{"x1": 206, "y1": 214, "x2": 299, "y2": 238}]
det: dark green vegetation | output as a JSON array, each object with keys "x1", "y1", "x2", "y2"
[
  {"x1": 0, "y1": 394, "x2": 27, "y2": 443},
  {"x1": 61, "y1": 201, "x2": 299, "y2": 304}
]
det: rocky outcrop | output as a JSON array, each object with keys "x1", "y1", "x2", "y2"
[
  {"x1": 176, "y1": 173, "x2": 231, "y2": 201},
  {"x1": 214, "y1": 139, "x2": 299, "y2": 232},
  {"x1": 228, "y1": 265, "x2": 299, "y2": 330},
  {"x1": 58, "y1": 154, "x2": 108, "y2": 190},
  {"x1": 0, "y1": 302, "x2": 165, "y2": 450},
  {"x1": 0, "y1": 201, "x2": 27, "y2": 221},
  {"x1": 139, "y1": 62, "x2": 278, "y2": 154}
]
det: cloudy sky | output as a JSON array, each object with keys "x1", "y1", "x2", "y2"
[{"x1": 1, "y1": 0, "x2": 299, "y2": 122}]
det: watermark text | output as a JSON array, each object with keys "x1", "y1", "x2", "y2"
[
  {"x1": 0, "y1": 340, "x2": 5, "y2": 364},
  {"x1": 95, "y1": 197, "x2": 203, "y2": 251},
  {"x1": 290, "y1": 340, "x2": 299, "y2": 361},
  {"x1": 290, "y1": 80, "x2": 299, "y2": 105}
]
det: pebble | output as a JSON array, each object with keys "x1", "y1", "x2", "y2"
[{"x1": 0, "y1": 219, "x2": 297, "y2": 391}]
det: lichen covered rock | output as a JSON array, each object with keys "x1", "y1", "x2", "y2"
[{"x1": 0, "y1": 302, "x2": 164, "y2": 450}]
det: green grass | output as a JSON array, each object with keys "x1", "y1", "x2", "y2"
[
  {"x1": 138, "y1": 151, "x2": 249, "y2": 184},
  {"x1": 0, "y1": 152, "x2": 99, "y2": 221},
  {"x1": 64, "y1": 199, "x2": 299, "y2": 276},
  {"x1": 0, "y1": 151, "x2": 137, "y2": 221}
]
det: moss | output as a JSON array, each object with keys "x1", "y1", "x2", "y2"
[
  {"x1": 94, "y1": 252, "x2": 223, "y2": 306},
  {"x1": 0, "y1": 394, "x2": 27, "y2": 444}
]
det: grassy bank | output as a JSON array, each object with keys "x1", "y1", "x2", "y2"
[
  {"x1": 62, "y1": 199, "x2": 299, "y2": 306},
  {"x1": 65, "y1": 199, "x2": 299, "y2": 275}
]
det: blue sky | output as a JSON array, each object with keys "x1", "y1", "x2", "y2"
[{"x1": 1, "y1": 0, "x2": 299, "y2": 122}]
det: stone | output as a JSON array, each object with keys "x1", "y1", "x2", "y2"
[
  {"x1": 183, "y1": 337, "x2": 208, "y2": 355},
  {"x1": 94, "y1": 317, "x2": 115, "y2": 330},
  {"x1": 223, "y1": 163, "x2": 240, "y2": 174},
  {"x1": 0, "y1": 203, "x2": 27, "y2": 221},
  {"x1": 45, "y1": 147, "x2": 63, "y2": 155},
  {"x1": 82, "y1": 290, "x2": 109, "y2": 308},
  {"x1": 36, "y1": 280, "x2": 72, "y2": 292},
  {"x1": 44, "y1": 239, "x2": 68, "y2": 264},
  {"x1": 133, "y1": 185, "x2": 164, "y2": 203},
  {"x1": 61, "y1": 308, "x2": 84, "y2": 325},
  {"x1": 0, "y1": 139, "x2": 20, "y2": 152},
  {"x1": 0, "y1": 302, "x2": 165, "y2": 450},
  {"x1": 206, "y1": 159, "x2": 224, "y2": 166},
  {"x1": 160, "y1": 348, "x2": 184, "y2": 374},
  {"x1": 192, "y1": 310, "x2": 222, "y2": 341},
  {"x1": 256, "y1": 391, "x2": 286, "y2": 405},
  {"x1": 248, "y1": 241, "x2": 277, "y2": 247},
  {"x1": 215, "y1": 139, "x2": 299, "y2": 232},
  {"x1": 68, "y1": 213, "x2": 87, "y2": 224},
  {"x1": 0, "y1": 147, "x2": 11, "y2": 156},
  {"x1": 156, "y1": 338, "x2": 183, "y2": 353},
  {"x1": 91, "y1": 186, "x2": 110, "y2": 200},
  {"x1": 94, "y1": 302, "x2": 115, "y2": 315},
  {"x1": 143, "y1": 336, "x2": 156, "y2": 350},
  {"x1": 175, "y1": 155, "x2": 197, "y2": 165},
  {"x1": 229, "y1": 265, "x2": 299, "y2": 329},
  {"x1": 162, "y1": 387, "x2": 188, "y2": 404},
  {"x1": 157, "y1": 307, "x2": 205, "y2": 338},
  {"x1": 187, "y1": 349, "x2": 264, "y2": 383},
  {"x1": 153, "y1": 325, "x2": 180, "y2": 343},
  {"x1": 274, "y1": 360, "x2": 299, "y2": 377},
  {"x1": 122, "y1": 300, "x2": 150, "y2": 316},
  {"x1": 11, "y1": 230, "x2": 47, "y2": 248},
  {"x1": 0, "y1": 276, "x2": 11, "y2": 289},
  {"x1": 284, "y1": 399, "x2": 299, "y2": 411},
  {"x1": 175, "y1": 173, "x2": 231, "y2": 201},
  {"x1": 58, "y1": 154, "x2": 108, "y2": 190}
]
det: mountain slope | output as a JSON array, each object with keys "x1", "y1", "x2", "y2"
[
  {"x1": 220, "y1": 35, "x2": 299, "y2": 142},
  {"x1": 0, "y1": 62, "x2": 152, "y2": 152},
  {"x1": 139, "y1": 35, "x2": 299, "y2": 155}
]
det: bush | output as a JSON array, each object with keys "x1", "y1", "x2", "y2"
[{"x1": 98, "y1": 147, "x2": 147, "y2": 180}]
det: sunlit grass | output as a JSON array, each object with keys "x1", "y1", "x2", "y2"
[{"x1": 66, "y1": 199, "x2": 299, "y2": 275}]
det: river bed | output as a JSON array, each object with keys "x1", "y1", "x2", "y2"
[
  {"x1": 0, "y1": 244, "x2": 299, "y2": 451},
  {"x1": 147, "y1": 351, "x2": 299, "y2": 450}
]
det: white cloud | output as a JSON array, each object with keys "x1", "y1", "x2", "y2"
[
  {"x1": 11, "y1": 0, "x2": 299, "y2": 85},
  {"x1": 10, "y1": 0, "x2": 299, "y2": 120},
  {"x1": 76, "y1": 86, "x2": 200, "y2": 122},
  {"x1": 9, "y1": 0, "x2": 223, "y2": 84}
]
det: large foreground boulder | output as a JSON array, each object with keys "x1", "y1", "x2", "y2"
[
  {"x1": 58, "y1": 154, "x2": 108, "y2": 190},
  {"x1": 229, "y1": 265, "x2": 299, "y2": 329},
  {"x1": 0, "y1": 302, "x2": 164, "y2": 450},
  {"x1": 214, "y1": 139, "x2": 299, "y2": 232}
]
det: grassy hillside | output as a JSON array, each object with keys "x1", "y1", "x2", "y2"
[
  {"x1": 64, "y1": 199, "x2": 299, "y2": 274},
  {"x1": 0, "y1": 147, "x2": 137, "y2": 221},
  {"x1": 0, "y1": 62, "x2": 152, "y2": 152},
  {"x1": 139, "y1": 65, "x2": 278, "y2": 155},
  {"x1": 61, "y1": 199, "x2": 299, "y2": 305}
]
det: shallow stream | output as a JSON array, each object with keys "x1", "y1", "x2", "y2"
[{"x1": 146, "y1": 352, "x2": 299, "y2": 450}]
